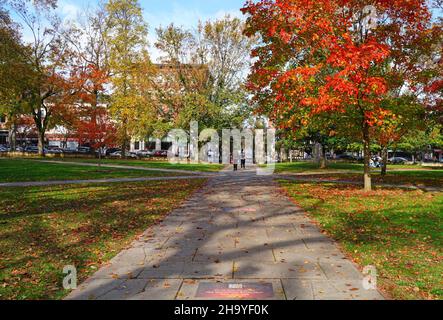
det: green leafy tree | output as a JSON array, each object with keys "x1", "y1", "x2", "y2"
[
  {"x1": 0, "y1": 8, "x2": 31, "y2": 149},
  {"x1": 6, "y1": 1, "x2": 74, "y2": 156},
  {"x1": 105, "y1": 0, "x2": 150, "y2": 156},
  {"x1": 154, "y1": 16, "x2": 256, "y2": 135}
]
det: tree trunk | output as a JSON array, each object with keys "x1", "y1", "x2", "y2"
[
  {"x1": 8, "y1": 122, "x2": 16, "y2": 151},
  {"x1": 121, "y1": 138, "x2": 128, "y2": 158},
  {"x1": 363, "y1": 123, "x2": 372, "y2": 192},
  {"x1": 33, "y1": 104, "x2": 49, "y2": 158},
  {"x1": 37, "y1": 129, "x2": 45, "y2": 157},
  {"x1": 381, "y1": 145, "x2": 388, "y2": 177},
  {"x1": 320, "y1": 145, "x2": 327, "y2": 169},
  {"x1": 120, "y1": 119, "x2": 128, "y2": 158},
  {"x1": 155, "y1": 138, "x2": 162, "y2": 151}
]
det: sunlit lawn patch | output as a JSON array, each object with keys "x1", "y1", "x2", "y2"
[
  {"x1": 279, "y1": 180, "x2": 443, "y2": 300},
  {"x1": 49, "y1": 158, "x2": 225, "y2": 172},
  {"x1": 274, "y1": 161, "x2": 440, "y2": 174},
  {"x1": 0, "y1": 159, "x2": 179, "y2": 183},
  {"x1": 287, "y1": 171, "x2": 443, "y2": 188},
  {"x1": 0, "y1": 179, "x2": 206, "y2": 299}
]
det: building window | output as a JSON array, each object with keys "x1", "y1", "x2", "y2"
[
  {"x1": 0, "y1": 132, "x2": 7, "y2": 145},
  {"x1": 0, "y1": 115, "x2": 5, "y2": 123},
  {"x1": 134, "y1": 141, "x2": 140, "y2": 150}
]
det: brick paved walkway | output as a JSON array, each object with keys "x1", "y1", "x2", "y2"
[{"x1": 67, "y1": 166, "x2": 384, "y2": 300}]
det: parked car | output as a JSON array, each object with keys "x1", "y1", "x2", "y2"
[
  {"x1": 62, "y1": 148, "x2": 77, "y2": 154},
  {"x1": 94, "y1": 148, "x2": 106, "y2": 156},
  {"x1": 136, "y1": 150, "x2": 154, "y2": 158},
  {"x1": 153, "y1": 150, "x2": 168, "y2": 157},
  {"x1": 109, "y1": 151, "x2": 138, "y2": 158},
  {"x1": 24, "y1": 146, "x2": 39, "y2": 153},
  {"x1": 47, "y1": 146, "x2": 64, "y2": 154},
  {"x1": 372, "y1": 156, "x2": 383, "y2": 162},
  {"x1": 336, "y1": 154, "x2": 356, "y2": 161},
  {"x1": 109, "y1": 151, "x2": 122, "y2": 158},
  {"x1": 77, "y1": 146, "x2": 91, "y2": 154},
  {"x1": 0, "y1": 145, "x2": 8, "y2": 152},
  {"x1": 388, "y1": 157, "x2": 409, "y2": 164},
  {"x1": 105, "y1": 148, "x2": 121, "y2": 156}
]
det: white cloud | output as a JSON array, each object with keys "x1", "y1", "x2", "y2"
[
  {"x1": 213, "y1": 9, "x2": 244, "y2": 20},
  {"x1": 144, "y1": 3, "x2": 244, "y2": 62},
  {"x1": 57, "y1": 0, "x2": 81, "y2": 25}
]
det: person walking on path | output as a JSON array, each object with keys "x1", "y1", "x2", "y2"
[
  {"x1": 208, "y1": 149, "x2": 214, "y2": 164},
  {"x1": 231, "y1": 153, "x2": 238, "y2": 171},
  {"x1": 241, "y1": 149, "x2": 246, "y2": 169}
]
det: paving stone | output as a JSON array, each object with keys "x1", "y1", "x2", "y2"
[
  {"x1": 146, "y1": 248, "x2": 196, "y2": 264},
  {"x1": 269, "y1": 239, "x2": 310, "y2": 256},
  {"x1": 266, "y1": 226, "x2": 304, "y2": 241},
  {"x1": 302, "y1": 237, "x2": 338, "y2": 251},
  {"x1": 66, "y1": 278, "x2": 125, "y2": 300},
  {"x1": 229, "y1": 247, "x2": 276, "y2": 263},
  {"x1": 318, "y1": 261, "x2": 364, "y2": 280},
  {"x1": 109, "y1": 247, "x2": 146, "y2": 265},
  {"x1": 281, "y1": 279, "x2": 315, "y2": 300},
  {"x1": 274, "y1": 250, "x2": 347, "y2": 265},
  {"x1": 137, "y1": 261, "x2": 186, "y2": 279},
  {"x1": 164, "y1": 239, "x2": 205, "y2": 251},
  {"x1": 199, "y1": 240, "x2": 236, "y2": 251},
  {"x1": 273, "y1": 252, "x2": 318, "y2": 265},
  {"x1": 310, "y1": 280, "x2": 384, "y2": 300},
  {"x1": 128, "y1": 279, "x2": 183, "y2": 300},
  {"x1": 181, "y1": 262, "x2": 233, "y2": 279},
  {"x1": 233, "y1": 260, "x2": 326, "y2": 280},
  {"x1": 192, "y1": 253, "x2": 232, "y2": 263},
  {"x1": 234, "y1": 238, "x2": 270, "y2": 250},
  {"x1": 89, "y1": 263, "x2": 144, "y2": 280},
  {"x1": 97, "y1": 279, "x2": 148, "y2": 300}
]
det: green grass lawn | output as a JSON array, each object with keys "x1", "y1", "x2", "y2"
[
  {"x1": 0, "y1": 159, "x2": 181, "y2": 183},
  {"x1": 275, "y1": 162, "x2": 443, "y2": 188},
  {"x1": 0, "y1": 179, "x2": 206, "y2": 299},
  {"x1": 274, "y1": 161, "x2": 364, "y2": 172},
  {"x1": 51, "y1": 158, "x2": 225, "y2": 172},
  {"x1": 279, "y1": 180, "x2": 443, "y2": 300},
  {"x1": 274, "y1": 161, "x2": 438, "y2": 174},
  {"x1": 284, "y1": 171, "x2": 443, "y2": 188},
  {"x1": 370, "y1": 170, "x2": 443, "y2": 188}
]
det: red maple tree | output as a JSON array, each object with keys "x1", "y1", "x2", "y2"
[
  {"x1": 76, "y1": 106, "x2": 116, "y2": 159},
  {"x1": 242, "y1": 0, "x2": 434, "y2": 191},
  {"x1": 71, "y1": 63, "x2": 116, "y2": 160}
]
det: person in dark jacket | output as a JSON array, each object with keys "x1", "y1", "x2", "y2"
[
  {"x1": 241, "y1": 149, "x2": 246, "y2": 169},
  {"x1": 231, "y1": 154, "x2": 238, "y2": 171}
]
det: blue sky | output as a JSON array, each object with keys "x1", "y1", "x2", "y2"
[
  {"x1": 57, "y1": 0, "x2": 246, "y2": 28},
  {"x1": 13, "y1": 0, "x2": 442, "y2": 62},
  {"x1": 53, "y1": 0, "x2": 247, "y2": 61}
]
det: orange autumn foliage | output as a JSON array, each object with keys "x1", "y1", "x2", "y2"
[{"x1": 242, "y1": 0, "x2": 432, "y2": 130}]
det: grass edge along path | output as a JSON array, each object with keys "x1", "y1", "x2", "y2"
[
  {"x1": 277, "y1": 179, "x2": 443, "y2": 300},
  {"x1": 41, "y1": 158, "x2": 225, "y2": 172},
  {"x1": 0, "y1": 158, "x2": 181, "y2": 183},
  {"x1": 273, "y1": 161, "x2": 443, "y2": 174},
  {"x1": 0, "y1": 178, "x2": 207, "y2": 300}
]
